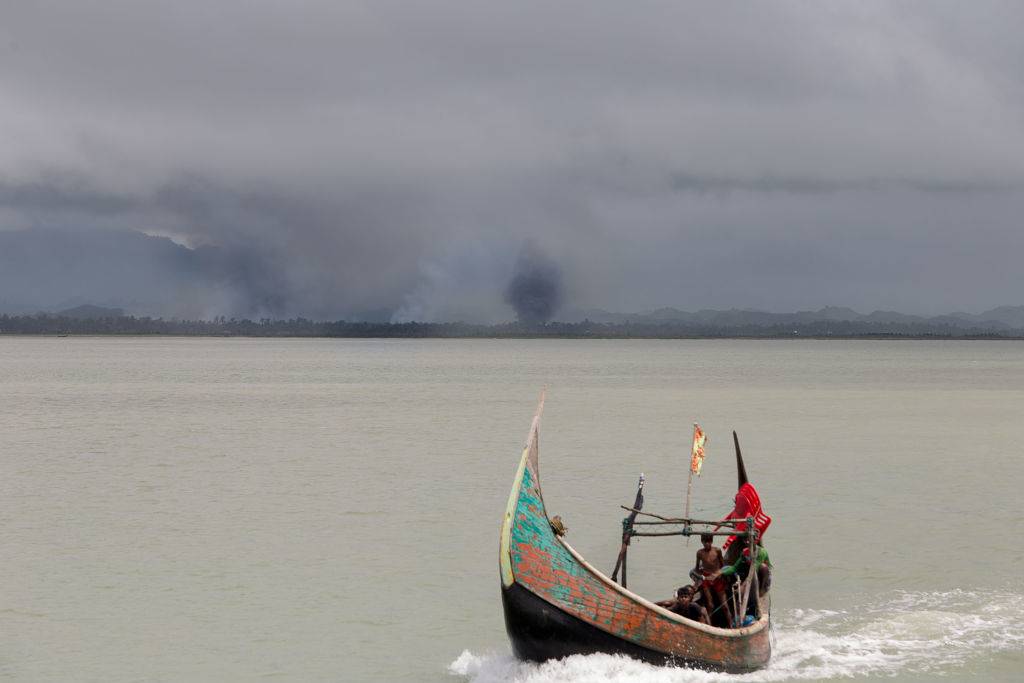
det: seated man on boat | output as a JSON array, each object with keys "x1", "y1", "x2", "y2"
[
  {"x1": 694, "y1": 532, "x2": 733, "y2": 628},
  {"x1": 710, "y1": 540, "x2": 772, "y2": 600},
  {"x1": 655, "y1": 585, "x2": 710, "y2": 625}
]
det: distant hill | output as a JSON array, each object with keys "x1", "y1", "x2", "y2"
[
  {"x1": 969, "y1": 306, "x2": 1024, "y2": 329},
  {"x1": 559, "y1": 305, "x2": 1024, "y2": 332}
]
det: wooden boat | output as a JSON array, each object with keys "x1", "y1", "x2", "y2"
[{"x1": 498, "y1": 395, "x2": 772, "y2": 672}]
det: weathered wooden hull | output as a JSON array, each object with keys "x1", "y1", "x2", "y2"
[
  {"x1": 498, "y1": 406, "x2": 771, "y2": 673},
  {"x1": 503, "y1": 581, "x2": 701, "y2": 666}
]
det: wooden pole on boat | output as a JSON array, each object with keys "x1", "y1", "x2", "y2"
[
  {"x1": 751, "y1": 561, "x2": 760, "y2": 618},
  {"x1": 611, "y1": 473, "x2": 645, "y2": 589},
  {"x1": 736, "y1": 517, "x2": 756, "y2": 625},
  {"x1": 684, "y1": 465, "x2": 694, "y2": 526},
  {"x1": 730, "y1": 581, "x2": 740, "y2": 628}
]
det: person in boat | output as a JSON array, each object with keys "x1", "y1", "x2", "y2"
[
  {"x1": 694, "y1": 532, "x2": 733, "y2": 628},
  {"x1": 710, "y1": 541, "x2": 772, "y2": 599},
  {"x1": 656, "y1": 585, "x2": 710, "y2": 625}
]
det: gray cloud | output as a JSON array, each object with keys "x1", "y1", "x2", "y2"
[
  {"x1": 1, "y1": 2, "x2": 1023, "y2": 319},
  {"x1": 668, "y1": 173, "x2": 1015, "y2": 196},
  {"x1": 0, "y1": 174, "x2": 137, "y2": 214}
]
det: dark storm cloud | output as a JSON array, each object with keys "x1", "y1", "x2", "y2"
[{"x1": 1, "y1": 2, "x2": 1023, "y2": 319}]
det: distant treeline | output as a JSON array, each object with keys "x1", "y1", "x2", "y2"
[{"x1": 1, "y1": 313, "x2": 1021, "y2": 339}]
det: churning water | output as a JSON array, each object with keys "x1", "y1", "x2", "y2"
[{"x1": 451, "y1": 589, "x2": 1024, "y2": 681}]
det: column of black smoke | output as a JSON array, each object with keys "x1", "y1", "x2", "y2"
[{"x1": 504, "y1": 243, "x2": 563, "y2": 323}]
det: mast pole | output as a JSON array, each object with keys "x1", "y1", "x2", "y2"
[
  {"x1": 611, "y1": 473, "x2": 645, "y2": 587},
  {"x1": 736, "y1": 517, "x2": 756, "y2": 625},
  {"x1": 684, "y1": 464, "x2": 694, "y2": 521}
]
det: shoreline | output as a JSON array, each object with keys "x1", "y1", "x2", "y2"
[
  {"x1": 3, "y1": 332, "x2": 1023, "y2": 341},
  {"x1": 4, "y1": 314, "x2": 1023, "y2": 340}
]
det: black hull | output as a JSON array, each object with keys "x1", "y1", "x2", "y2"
[{"x1": 502, "y1": 582, "x2": 730, "y2": 671}]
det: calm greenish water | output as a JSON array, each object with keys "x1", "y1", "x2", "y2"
[{"x1": 2, "y1": 338, "x2": 1023, "y2": 682}]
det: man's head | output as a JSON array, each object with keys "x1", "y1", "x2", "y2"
[
  {"x1": 701, "y1": 533, "x2": 713, "y2": 548},
  {"x1": 676, "y1": 585, "x2": 694, "y2": 603}
]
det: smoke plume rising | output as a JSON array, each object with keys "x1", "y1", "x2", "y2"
[{"x1": 504, "y1": 243, "x2": 563, "y2": 323}]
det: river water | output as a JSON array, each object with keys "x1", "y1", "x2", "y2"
[{"x1": 2, "y1": 337, "x2": 1022, "y2": 681}]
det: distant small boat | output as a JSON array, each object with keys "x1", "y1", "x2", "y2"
[{"x1": 498, "y1": 394, "x2": 772, "y2": 672}]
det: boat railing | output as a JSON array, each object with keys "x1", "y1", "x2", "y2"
[
  {"x1": 613, "y1": 511, "x2": 767, "y2": 626},
  {"x1": 620, "y1": 507, "x2": 754, "y2": 535}
]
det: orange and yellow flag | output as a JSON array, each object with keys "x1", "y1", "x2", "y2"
[{"x1": 690, "y1": 424, "x2": 707, "y2": 475}]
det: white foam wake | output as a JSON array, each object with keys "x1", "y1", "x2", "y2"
[{"x1": 449, "y1": 590, "x2": 1024, "y2": 681}]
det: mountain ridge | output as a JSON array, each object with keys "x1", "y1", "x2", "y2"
[{"x1": 561, "y1": 305, "x2": 1024, "y2": 331}]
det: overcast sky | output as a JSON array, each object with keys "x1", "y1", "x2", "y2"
[{"x1": 1, "y1": 2, "x2": 1023, "y2": 320}]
